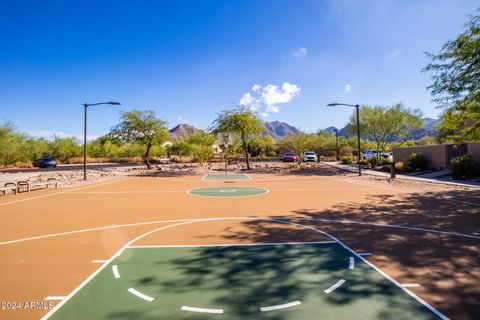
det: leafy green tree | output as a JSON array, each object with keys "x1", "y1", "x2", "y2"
[
  {"x1": 170, "y1": 139, "x2": 193, "y2": 162},
  {"x1": 110, "y1": 110, "x2": 168, "y2": 169},
  {"x1": 211, "y1": 107, "x2": 264, "y2": 170},
  {"x1": 25, "y1": 138, "x2": 50, "y2": 161},
  {"x1": 50, "y1": 135, "x2": 82, "y2": 162},
  {"x1": 248, "y1": 135, "x2": 276, "y2": 157},
  {"x1": 187, "y1": 131, "x2": 215, "y2": 147},
  {"x1": 191, "y1": 145, "x2": 213, "y2": 165},
  {"x1": 289, "y1": 133, "x2": 315, "y2": 163},
  {"x1": 347, "y1": 104, "x2": 423, "y2": 156},
  {"x1": 423, "y1": 9, "x2": 480, "y2": 140}
]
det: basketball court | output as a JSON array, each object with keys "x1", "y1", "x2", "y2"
[{"x1": 0, "y1": 166, "x2": 479, "y2": 319}]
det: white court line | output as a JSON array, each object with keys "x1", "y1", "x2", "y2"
[
  {"x1": 349, "y1": 256, "x2": 355, "y2": 270},
  {"x1": 402, "y1": 283, "x2": 421, "y2": 288},
  {"x1": 0, "y1": 177, "x2": 134, "y2": 207},
  {"x1": 324, "y1": 279, "x2": 346, "y2": 294},
  {"x1": 323, "y1": 169, "x2": 480, "y2": 206},
  {"x1": 181, "y1": 306, "x2": 224, "y2": 314},
  {"x1": 270, "y1": 219, "x2": 449, "y2": 319},
  {"x1": 289, "y1": 217, "x2": 480, "y2": 240},
  {"x1": 128, "y1": 241, "x2": 336, "y2": 248},
  {"x1": 44, "y1": 296, "x2": 66, "y2": 301},
  {"x1": 41, "y1": 220, "x2": 199, "y2": 320},
  {"x1": 42, "y1": 217, "x2": 449, "y2": 320},
  {"x1": 3, "y1": 214, "x2": 480, "y2": 247},
  {"x1": 91, "y1": 260, "x2": 107, "y2": 263},
  {"x1": 358, "y1": 252, "x2": 372, "y2": 256},
  {"x1": 112, "y1": 265, "x2": 120, "y2": 279},
  {"x1": 201, "y1": 173, "x2": 252, "y2": 181},
  {"x1": 71, "y1": 187, "x2": 365, "y2": 194},
  {"x1": 71, "y1": 190, "x2": 185, "y2": 194},
  {"x1": 127, "y1": 288, "x2": 154, "y2": 302},
  {"x1": 260, "y1": 300, "x2": 301, "y2": 312}
]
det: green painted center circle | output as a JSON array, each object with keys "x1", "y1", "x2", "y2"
[{"x1": 188, "y1": 186, "x2": 268, "y2": 198}]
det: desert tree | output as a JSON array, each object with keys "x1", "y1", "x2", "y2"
[
  {"x1": 211, "y1": 106, "x2": 264, "y2": 170},
  {"x1": 170, "y1": 139, "x2": 193, "y2": 162},
  {"x1": 423, "y1": 8, "x2": 480, "y2": 140},
  {"x1": 347, "y1": 104, "x2": 423, "y2": 155},
  {"x1": 110, "y1": 110, "x2": 168, "y2": 169}
]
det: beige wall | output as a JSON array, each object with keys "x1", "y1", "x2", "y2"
[
  {"x1": 468, "y1": 142, "x2": 480, "y2": 163},
  {"x1": 393, "y1": 144, "x2": 447, "y2": 169}
]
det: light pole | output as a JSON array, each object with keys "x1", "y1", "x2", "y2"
[
  {"x1": 332, "y1": 128, "x2": 339, "y2": 161},
  {"x1": 327, "y1": 103, "x2": 361, "y2": 176},
  {"x1": 83, "y1": 101, "x2": 121, "y2": 180}
]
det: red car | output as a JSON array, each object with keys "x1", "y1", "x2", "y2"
[{"x1": 283, "y1": 152, "x2": 297, "y2": 162}]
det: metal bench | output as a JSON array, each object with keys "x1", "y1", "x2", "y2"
[
  {"x1": 0, "y1": 183, "x2": 17, "y2": 196},
  {"x1": 17, "y1": 178, "x2": 59, "y2": 193}
]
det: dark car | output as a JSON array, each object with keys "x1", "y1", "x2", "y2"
[
  {"x1": 283, "y1": 152, "x2": 297, "y2": 162},
  {"x1": 33, "y1": 157, "x2": 57, "y2": 168}
]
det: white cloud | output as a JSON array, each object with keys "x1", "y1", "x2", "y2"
[
  {"x1": 240, "y1": 93, "x2": 255, "y2": 106},
  {"x1": 252, "y1": 84, "x2": 262, "y2": 92},
  {"x1": 344, "y1": 84, "x2": 352, "y2": 93},
  {"x1": 291, "y1": 47, "x2": 308, "y2": 59},
  {"x1": 383, "y1": 49, "x2": 402, "y2": 64},
  {"x1": 27, "y1": 130, "x2": 99, "y2": 141},
  {"x1": 239, "y1": 82, "x2": 301, "y2": 116}
]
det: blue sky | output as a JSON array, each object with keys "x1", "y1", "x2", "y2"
[{"x1": 0, "y1": 0, "x2": 478, "y2": 140}]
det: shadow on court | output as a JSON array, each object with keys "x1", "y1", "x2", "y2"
[
  {"x1": 106, "y1": 219, "x2": 442, "y2": 320},
  {"x1": 286, "y1": 189, "x2": 480, "y2": 320}
]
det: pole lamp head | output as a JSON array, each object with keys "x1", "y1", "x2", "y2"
[
  {"x1": 109, "y1": 102, "x2": 121, "y2": 106},
  {"x1": 327, "y1": 103, "x2": 339, "y2": 107}
]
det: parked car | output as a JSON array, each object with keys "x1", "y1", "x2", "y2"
[
  {"x1": 362, "y1": 149, "x2": 392, "y2": 161},
  {"x1": 383, "y1": 152, "x2": 393, "y2": 161},
  {"x1": 303, "y1": 151, "x2": 318, "y2": 162},
  {"x1": 33, "y1": 157, "x2": 57, "y2": 168},
  {"x1": 283, "y1": 152, "x2": 297, "y2": 162}
]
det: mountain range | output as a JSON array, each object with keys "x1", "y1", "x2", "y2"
[
  {"x1": 324, "y1": 118, "x2": 439, "y2": 141},
  {"x1": 169, "y1": 118, "x2": 439, "y2": 141}
]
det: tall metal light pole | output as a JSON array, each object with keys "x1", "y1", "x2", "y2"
[
  {"x1": 83, "y1": 101, "x2": 121, "y2": 180},
  {"x1": 333, "y1": 128, "x2": 339, "y2": 161},
  {"x1": 327, "y1": 103, "x2": 362, "y2": 176}
]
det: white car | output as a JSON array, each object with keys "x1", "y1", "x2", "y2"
[
  {"x1": 303, "y1": 151, "x2": 318, "y2": 162},
  {"x1": 363, "y1": 149, "x2": 392, "y2": 161}
]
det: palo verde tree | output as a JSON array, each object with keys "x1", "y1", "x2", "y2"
[
  {"x1": 347, "y1": 104, "x2": 424, "y2": 155},
  {"x1": 211, "y1": 106, "x2": 264, "y2": 170},
  {"x1": 110, "y1": 110, "x2": 168, "y2": 169},
  {"x1": 170, "y1": 139, "x2": 192, "y2": 162},
  {"x1": 187, "y1": 131, "x2": 216, "y2": 165},
  {"x1": 423, "y1": 8, "x2": 480, "y2": 140}
]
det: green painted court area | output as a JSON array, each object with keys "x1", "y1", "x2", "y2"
[
  {"x1": 189, "y1": 186, "x2": 268, "y2": 197},
  {"x1": 49, "y1": 243, "x2": 439, "y2": 320},
  {"x1": 203, "y1": 173, "x2": 251, "y2": 181}
]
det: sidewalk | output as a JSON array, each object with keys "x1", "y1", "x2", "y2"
[{"x1": 322, "y1": 161, "x2": 480, "y2": 189}]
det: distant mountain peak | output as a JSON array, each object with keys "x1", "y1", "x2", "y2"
[
  {"x1": 168, "y1": 123, "x2": 199, "y2": 140},
  {"x1": 263, "y1": 121, "x2": 300, "y2": 140}
]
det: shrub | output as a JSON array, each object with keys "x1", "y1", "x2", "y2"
[
  {"x1": 408, "y1": 152, "x2": 429, "y2": 171},
  {"x1": 340, "y1": 156, "x2": 353, "y2": 164},
  {"x1": 191, "y1": 145, "x2": 214, "y2": 165},
  {"x1": 450, "y1": 154, "x2": 480, "y2": 179},
  {"x1": 368, "y1": 156, "x2": 392, "y2": 168},
  {"x1": 395, "y1": 161, "x2": 405, "y2": 172}
]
